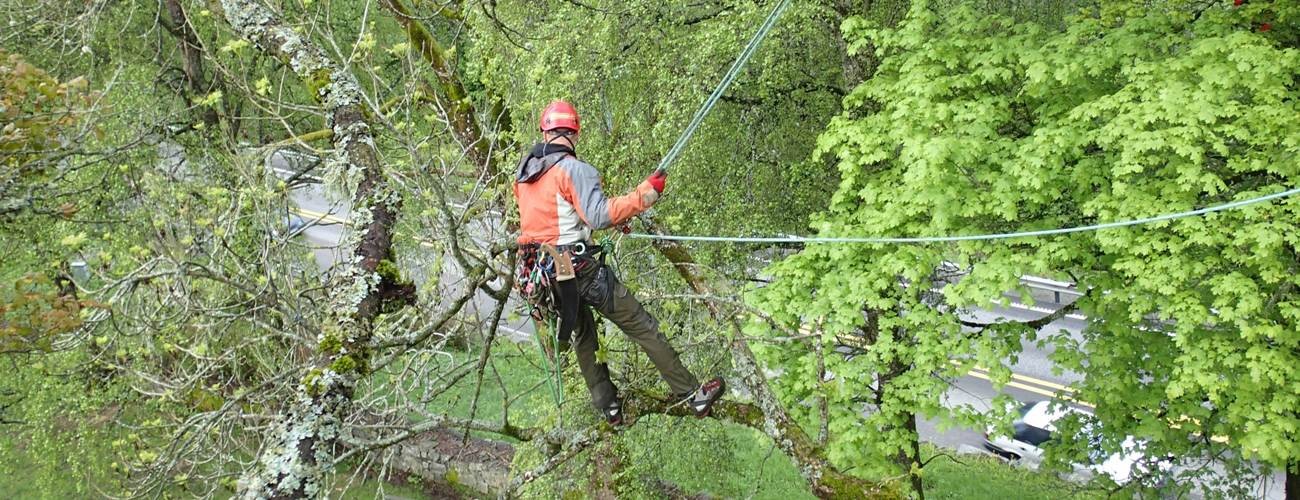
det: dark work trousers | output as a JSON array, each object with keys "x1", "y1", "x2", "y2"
[{"x1": 571, "y1": 258, "x2": 699, "y2": 410}]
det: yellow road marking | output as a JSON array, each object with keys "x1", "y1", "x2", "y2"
[
  {"x1": 948, "y1": 359, "x2": 1074, "y2": 393},
  {"x1": 292, "y1": 207, "x2": 347, "y2": 225},
  {"x1": 961, "y1": 364, "x2": 1095, "y2": 409}
]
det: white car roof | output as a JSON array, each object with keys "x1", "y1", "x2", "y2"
[
  {"x1": 1021, "y1": 401, "x2": 1089, "y2": 431},
  {"x1": 1094, "y1": 436, "x2": 1144, "y2": 483},
  {"x1": 1013, "y1": 403, "x2": 1158, "y2": 485}
]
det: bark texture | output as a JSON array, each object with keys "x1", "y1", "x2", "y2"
[
  {"x1": 161, "y1": 0, "x2": 220, "y2": 126},
  {"x1": 1287, "y1": 462, "x2": 1297, "y2": 500},
  {"x1": 218, "y1": 0, "x2": 404, "y2": 497},
  {"x1": 829, "y1": 0, "x2": 909, "y2": 89},
  {"x1": 388, "y1": 428, "x2": 514, "y2": 495}
]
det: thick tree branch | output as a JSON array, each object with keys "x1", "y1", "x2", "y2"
[
  {"x1": 160, "y1": 0, "x2": 220, "y2": 126},
  {"x1": 381, "y1": 0, "x2": 508, "y2": 178},
  {"x1": 218, "y1": 0, "x2": 409, "y2": 497}
]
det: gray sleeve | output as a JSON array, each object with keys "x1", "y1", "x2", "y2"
[{"x1": 559, "y1": 159, "x2": 615, "y2": 230}]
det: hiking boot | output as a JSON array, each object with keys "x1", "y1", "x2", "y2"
[
  {"x1": 604, "y1": 397, "x2": 624, "y2": 427},
  {"x1": 680, "y1": 377, "x2": 726, "y2": 418}
]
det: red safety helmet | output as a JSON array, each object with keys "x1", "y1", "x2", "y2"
[{"x1": 539, "y1": 100, "x2": 580, "y2": 133}]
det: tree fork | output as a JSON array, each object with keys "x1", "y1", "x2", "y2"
[
  {"x1": 366, "y1": 381, "x2": 889, "y2": 496},
  {"x1": 367, "y1": 2, "x2": 887, "y2": 492},
  {"x1": 380, "y1": 0, "x2": 506, "y2": 178},
  {"x1": 642, "y1": 220, "x2": 891, "y2": 499}
]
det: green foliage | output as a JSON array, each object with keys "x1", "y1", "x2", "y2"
[
  {"x1": 0, "y1": 48, "x2": 96, "y2": 227},
  {"x1": 0, "y1": 49, "x2": 93, "y2": 173},
  {"x1": 6, "y1": 0, "x2": 1298, "y2": 495},
  {"x1": 757, "y1": 0, "x2": 1300, "y2": 490},
  {"x1": 0, "y1": 347, "x2": 426, "y2": 498},
  {"x1": 619, "y1": 416, "x2": 816, "y2": 499},
  {"x1": 0, "y1": 351, "x2": 132, "y2": 497},
  {"x1": 1016, "y1": 3, "x2": 1300, "y2": 473},
  {"x1": 919, "y1": 445, "x2": 1102, "y2": 499}
]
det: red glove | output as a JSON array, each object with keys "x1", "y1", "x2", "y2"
[{"x1": 646, "y1": 170, "x2": 667, "y2": 193}]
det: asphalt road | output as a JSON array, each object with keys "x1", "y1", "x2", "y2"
[{"x1": 273, "y1": 161, "x2": 1283, "y2": 499}]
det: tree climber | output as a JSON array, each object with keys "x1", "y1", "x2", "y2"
[{"x1": 513, "y1": 100, "x2": 725, "y2": 425}]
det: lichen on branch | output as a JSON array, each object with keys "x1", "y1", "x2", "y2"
[{"x1": 216, "y1": 0, "x2": 406, "y2": 497}]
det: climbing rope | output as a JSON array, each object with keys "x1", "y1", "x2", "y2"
[
  {"x1": 653, "y1": 0, "x2": 793, "y2": 174},
  {"x1": 531, "y1": 314, "x2": 565, "y2": 406},
  {"x1": 548, "y1": 319, "x2": 563, "y2": 405},
  {"x1": 635, "y1": 0, "x2": 1300, "y2": 246},
  {"x1": 630, "y1": 186, "x2": 1300, "y2": 244},
  {"x1": 520, "y1": 252, "x2": 566, "y2": 405}
]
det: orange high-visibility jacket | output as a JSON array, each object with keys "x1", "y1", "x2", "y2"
[{"x1": 513, "y1": 144, "x2": 658, "y2": 245}]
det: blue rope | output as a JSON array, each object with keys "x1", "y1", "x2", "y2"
[
  {"x1": 634, "y1": 0, "x2": 1298, "y2": 245},
  {"x1": 630, "y1": 187, "x2": 1300, "y2": 244},
  {"x1": 653, "y1": 0, "x2": 793, "y2": 173}
]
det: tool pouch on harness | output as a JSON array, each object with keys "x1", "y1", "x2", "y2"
[
  {"x1": 516, "y1": 244, "x2": 583, "y2": 345},
  {"x1": 578, "y1": 263, "x2": 614, "y2": 311}
]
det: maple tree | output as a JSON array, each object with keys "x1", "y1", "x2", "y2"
[{"x1": 756, "y1": 1, "x2": 1300, "y2": 496}]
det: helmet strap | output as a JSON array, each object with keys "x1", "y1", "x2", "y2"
[{"x1": 544, "y1": 130, "x2": 577, "y2": 150}]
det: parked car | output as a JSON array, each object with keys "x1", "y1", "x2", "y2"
[
  {"x1": 271, "y1": 213, "x2": 307, "y2": 240},
  {"x1": 285, "y1": 214, "x2": 307, "y2": 235},
  {"x1": 984, "y1": 400, "x2": 1064, "y2": 463},
  {"x1": 984, "y1": 401, "x2": 1170, "y2": 486}
]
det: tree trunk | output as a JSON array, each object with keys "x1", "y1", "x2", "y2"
[
  {"x1": 828, "y1": 0, "x2": 909, "y2": 92},
  {"x1": 832, "y1": 0, "x2": 876, "y2": 88},
  {"x1": 380, "y1": 0, "x2": 501, "y2": 178},
  {"x1": 875, "y1": 336, "x2": 922, "y2": 500},
  {"x1": 1286, "y1": 461, "x2": 1298, "y2": 500},
  {"x1": 218, "y1": 1, "x2": 405, "y2": 497},
  {"x1": 893, "y1": 412, "x2": 923, "y2": 500},
  {"x1": 161, "y1": 0, "x2": 219, "y2": 126}
]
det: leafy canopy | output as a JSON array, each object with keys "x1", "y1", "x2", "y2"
[{"x1": 755, "y1": 0, "x2": 1300, "y2": 485}]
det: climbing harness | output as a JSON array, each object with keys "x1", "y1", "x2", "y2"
[{"x1": 516, "y1": 242, "x2": 608, "y2": 405}]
